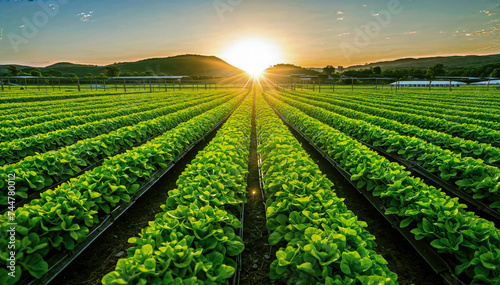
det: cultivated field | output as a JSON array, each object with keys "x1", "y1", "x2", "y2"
[{"x1": 1, "y1": 87, "x2": 499, "y2": 284}]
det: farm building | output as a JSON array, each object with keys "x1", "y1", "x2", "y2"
[
  {"x1": 470, "y1": 79, "x2": 500, "y2": 85},
  {"x1": 390, "y1": 81, "x2": 466, "y2": 87}
]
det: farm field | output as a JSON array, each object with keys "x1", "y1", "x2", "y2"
[{"x1": 1, "y1": 87, "x2": 500, "y2": 285}]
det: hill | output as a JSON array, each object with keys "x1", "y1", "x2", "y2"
[
  {"x1": 264, "y1": 64, "x2": 319, "y2": 76},
  {"x1": 114, "y1": 55, "x2": 243, "y2": 77},
  {"x1": 0, "y1": 55, "x2": 244, "y2": 78},
  {"x1": 346, "y1": 54, "x2": 500, "y2": 70}
]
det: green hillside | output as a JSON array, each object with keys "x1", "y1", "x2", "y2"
[
  {"x1": 0, "y1": 55, "x2": 244, "y2": 78},
  {"x1": 346, "y1": 54, "x2": 500, "y2": 70}
]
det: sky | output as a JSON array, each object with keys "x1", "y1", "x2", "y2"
[{"x1": 0, "y1": 0, "x2": 499, "y2": 68}]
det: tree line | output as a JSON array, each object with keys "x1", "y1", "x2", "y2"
[
  {"x1": 322, "y1": 63, "x2": 500, "y2": 80},
  {"x1": 1, "y1": 65, "x2": 216, "y2": 80}
]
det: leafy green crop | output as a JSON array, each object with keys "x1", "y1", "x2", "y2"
[
  {"x1": 0, "y1": 94, "x2": 243, "y2": 283},
  {"x1": 256, "y1": 94, "x2": 397, "y2": 284},
  {"x1": 0, "y1": 93, "x2": 234, "y2": 205},
  {"x1": 285, "y1": 90, "x2": 500, "y2": 165},
  {"x1": 272, "y1": 93, "x2": 500, "y2": 210},
  {"x1": 102, "y1": 94, "x2": 252, "y2": 284},
  {"x1": 265, "y1": 93, "x2": 500, "y2": 284},
  {"x1": 0, "y1": 91, "x2": 232, "y2": 165}
]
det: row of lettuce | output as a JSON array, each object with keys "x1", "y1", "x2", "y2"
[
  {"x1": 278, "y1": 91, "x2": 500, "y2": 210},
  {"x1": 0, "y1": 90, "x2": 137, "y2": 104},
  {"x1": 285, "y1": 91, "x2": 500, "y2": 165},
  {"x1": 0, "y1": 92, "x2": 230, "y2": 165},
  {"x1": 266, "y1": 92, "x2": 500, "y2": 284},
  {"x1": 0, "y1": 93, "x2": 235, "y2": 206},
  {"x1": 101, "y1": 95, "x2": 253, "y2": 284},
  {"x1": 0, "y1": 92, "x2": 244, "y2": 284},
  {"x1": 292, "y1": 91, "x2": 500, "y2": 145},
  {"x1": 361, "y1": 90, "x2": 500, "y2": 112},
  {"x1": 331, "y1": 92, "x2": 500, "y2": 125},
  {"x1": 0, "y1": 92, "x2": 162, "y2": 123},
  {"x1": 256, "y1": 95, "x2": 398, "y2": 284},
  {"x1": 0, "y1": 92, "x2": 216, "y2": 142},
  {"x1": 0, "y1": 93, "x2": 188, "y2": 129}
]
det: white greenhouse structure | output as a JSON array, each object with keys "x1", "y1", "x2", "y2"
[
  {"x1": 470, "y1": 80, "x2": 500, "y2": 85},
  {"x1": 389, "y1": 81, "x2": 467, "y2": 87}
]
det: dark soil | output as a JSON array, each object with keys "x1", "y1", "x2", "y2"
[
  {"x1": 240, "y1": 91, "x2": 276, "y2": 285},
  {"x1": 282, "y1": 121, "x2": 444, "y2": 285},
  {"x1": 51, "y1": 123, "x2": 223, "y2": 285}
]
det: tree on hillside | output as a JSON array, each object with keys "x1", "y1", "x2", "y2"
[
  {"x1": 43, "y1": 69, "x2": 63, "y2": 77},
  {"x1": 373, "y1": 66, "x2": 382, "y2": 75},
  {"x1": 144, "y1": 70, "x2": 155, "y2": 76},
  {"x1": 30, "y1": 70, "x2": 42, "y2": 77},
  {"x1": 426, "y1": 64, "x2": 446, "y2": 78},
  {"x1": 491, "y1": 68, "x2": 500, "y2": 78},
  {"x1": 105, "y1": 66, "x2": 121, "y2": 78},
  {"x1": 323, "y1": 65, "x2": 335, "y2": 76},
  {"x1": 413, "y1": 69, "x2": 425, "y2": 79},
  {"x1": 98, "y1": 73, "x2": 108, "y2": 79},
  {"x1": 85, "y1": 73, "x2": 95, "y2": 79},
  {"x1": 65, "y1": 73, "x2": 78, "y2": 78},
  {"x1": 7, "y1": 65, "x2": 20, "y2": 76}
]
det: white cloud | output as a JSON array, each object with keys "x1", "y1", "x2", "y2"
[
  {"x1": 465, "y1": 26, "x2": 500, "y2": 37},
  {"x1": 480, "y1": 10, "x2": 497, "y2": 16},
  {"x1": 337, "y1": 11, "x2": 343, "y2": 15},
  {"x1": 337, "y1": 32, "x2": 351, "y2": 36},
  {"x1": 0, "y1": 28, "x2": 3, "y2": 40},
  {"x1": 77, "y1": 11, "x2": 95, "y2": 22},
  {"x1": 337, "y1": 17, "x2": 344, "y2": 21}
]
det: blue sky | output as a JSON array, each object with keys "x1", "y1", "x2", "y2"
[{"x1": 0, "y1": 0, "x2": 498, "y2": 67}]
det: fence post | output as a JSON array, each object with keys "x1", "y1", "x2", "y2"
[
  {"x1": 24, "y1": 78, "x2": 28, "y2": 90},
  {"x1": 149, "y1": 79, "x2": 152, "y2": 92},
  {"x1": 1, "y1": 79, "x2": 3, "y2": 91},
  {"x1": 58, "y1": 79, "x2": 61, "y2": 91},
  {"x1": 77, "y1": 78, "x2": 80, "y2": 91},
  {"x1": 351, "y1": 78, "x2": 354, "y2": 91},
  {"x1": 124, "y1": 79, "x2": 127, "y2": 92}
]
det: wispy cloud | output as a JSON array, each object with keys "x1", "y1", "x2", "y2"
[
  {"x1": 403, "y1": 31, "x2": 418, "y2": 35},
  {"x1": 337, "y1": 32, "x2": 351, "y2": 36},
  {"x1": 480, "y1": 10, "x2": 497, "y2": 16},
  {"x1": 77, "y1": 11, "x2": 94, "y2": 22},
  {"x1": 337, "y1": 17, "x2": 345, "y2": 21},
  {"x1": 0, "y1": 28, "x2": 3, "y2": 40},
  {"x1": 465, "y1": 26, "x2": 500, "y2": 36},
  {"x1": 337, "y1": 11, "x2": 343, "y2": 15}
]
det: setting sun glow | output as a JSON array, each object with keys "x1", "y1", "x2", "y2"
[{"x1": 222, "y1": 38, "x2": 282, "y2": 77}]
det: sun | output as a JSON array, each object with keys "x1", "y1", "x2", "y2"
[{"x1": 222, "y1": 38, "x2": 282, "y2": 77}]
